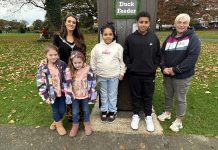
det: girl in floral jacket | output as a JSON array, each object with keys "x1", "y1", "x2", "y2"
[
  {"x1": 64, "y1": 50, "x2": 97, "y2": 137},
  {"x1": 36, "y1": 44, "x2": 67, "y2": 136}
]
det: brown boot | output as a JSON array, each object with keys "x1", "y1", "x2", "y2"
[
  {"x1": 69, "y1": 124, "x2": 79, "y2": 137},
  {"x1": 49, "y1": 121, "x2": 56, "y2": 130},
  {"x1": 55, "y1": 121, "x2": 66, "y2": 136},
  {"x1": 84, "y1": 122, "x2": 92, "y2": 136}
]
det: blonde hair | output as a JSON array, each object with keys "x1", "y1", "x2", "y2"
[
  {"x1": 175, "y1": 13, "x2": 190, "y2": 24},
  {"x1": 44, "y1": 44, "x2": 59, "y2": 55}
]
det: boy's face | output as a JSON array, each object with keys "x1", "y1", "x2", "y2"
[{"x1": 137, "y1": 17, "x2": 150, "y2": 34}]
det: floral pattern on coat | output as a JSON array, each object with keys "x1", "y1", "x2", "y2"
[
  {"x1": 64, "y1": 65, "x2": 97, "y2": 104},
  {"x1": 36, "y1": 59, "x2": 67, "y2": 104}
]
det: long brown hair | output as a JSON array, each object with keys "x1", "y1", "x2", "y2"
[
  {"x1": 68, "y1": 50, "x2": 86, "y2": 78},
  {"x1": 60, "y1": 13, "x2": 86, "y2": 55}
]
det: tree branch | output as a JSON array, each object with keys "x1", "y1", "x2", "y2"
[
  {"x1": 12, "y1": 0, "x2": 45, "y2": 13},
  {"x1": 29, "y1": 0, "x2": 45, "y2": 9}
]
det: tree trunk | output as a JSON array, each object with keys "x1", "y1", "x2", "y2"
[{"x1": 45, "y1": 0, "x2": 62, "y2": 32}]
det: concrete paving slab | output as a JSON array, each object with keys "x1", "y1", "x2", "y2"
[
  {"x1": 90, "y1": 100, "x2": 163, "y2": 135},
  {"x1": 1, "y1": 125, "x2": 217, "y2": 150}
]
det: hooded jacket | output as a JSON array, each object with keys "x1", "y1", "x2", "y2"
[
  {"x1": 123, "y1": 30, "x2": 161, "y2": 78},
  {"x1": 90, "y1": 40, "x2": 126, "y2": 78},
  {"x1": 160, "y1": 28, "x2": 201, "y2": 79}
]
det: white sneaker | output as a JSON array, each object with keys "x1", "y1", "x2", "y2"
[
  {"x1": 169, "y1": 120, "x2": 183, "y2": 132},
  {"x1": 145, "y1": 116, "x2": 154, "y2": 132},
  {"x1": 158, "y1": 112, "x2": 171, "y2": 121},
  {"x1": 131, "y1": 114, "x2": 140, "y2": 130}
]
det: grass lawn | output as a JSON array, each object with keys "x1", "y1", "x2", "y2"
[{"x1": 0, "y1": 31, "x2": 217, "y2": 136}]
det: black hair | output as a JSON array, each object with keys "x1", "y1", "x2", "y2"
[
  {"x1": 100, "y1": 22, "x2": 117, "y2": 41},
  {"x1": 136, "y1": 11, "x2": 151, "y2": 21}
]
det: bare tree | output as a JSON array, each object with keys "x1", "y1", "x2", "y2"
[{"x1": 0, "y1": 0, "x2": 61, "y2": 31}]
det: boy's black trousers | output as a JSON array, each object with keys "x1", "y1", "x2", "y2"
[{"x1": 128, "y1": 75, "x2": 155, "y2": 116}]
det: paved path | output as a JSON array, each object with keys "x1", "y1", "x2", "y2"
[
  {"x1": 0, "y1": 101, "x2": 218, "y2": 150},
  {"x1": 0, "y1": 125, "x2": 217, "y2": 150}
]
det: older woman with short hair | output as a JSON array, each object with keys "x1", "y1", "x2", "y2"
[{"x1": 158, "y1": 13, "x2": 201, "y2": 132}]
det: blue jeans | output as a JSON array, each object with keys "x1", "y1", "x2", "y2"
[
  {"x1": 72, "y1": 98, "x2": 90, "y2": 124},
  {"x1": 97, "y1": 77, "x2": 119, "y2": 113},
  {"x1": 51, "y1": 96, "x2": 66, "y2": 122}
]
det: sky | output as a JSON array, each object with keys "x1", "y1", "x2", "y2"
[{"x1": 0, "y1": 5, "x2": 46, "y2": 26}]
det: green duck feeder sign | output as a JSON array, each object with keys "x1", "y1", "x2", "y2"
[{"x1": 113, "y1": 0, "x2": 140, "y2": 19}]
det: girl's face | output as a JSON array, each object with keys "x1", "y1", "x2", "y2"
[
  {"x1": 72, "y1": 57, "x2": 84, "y2": 70},
  {"x1": 102, "y1": 28, "x2": 114, "y2": 44},
  {"x1": 137, "y1": 17, "x2": 150, "y2": 34},
  {"x1": 46, "y1": 49, "x2": 59, "y2": 64},
  {"x1": 65, "y1": 16, "x2": 77, "y2": 31}
]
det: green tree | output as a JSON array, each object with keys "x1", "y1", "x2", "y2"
[
  {"x1": 32, "y1": 19, "x2": 43, "y2": 30},
  {"x1": 0, "y1": 0, "x2": 61, "y2": 32},
  {"x1": 44, "y1": 0, "x2": 62, "y2": 32},
  {"x1": 0, "y1": 0, "x2": 98, "y2": 30},
  {"x1": 0, "y1": 20, "x2": 6, "y2": 31},
  {"x1": 61, "y1": 0, "x2": 97, "y2": 27},
  {"x1": 18, "y1": 24, "x2": 26, "y2": 33}
]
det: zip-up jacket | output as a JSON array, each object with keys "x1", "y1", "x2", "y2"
[
  {"x1": 160, "y1": 28, "x2": 201, "y2": 79},
  {"x1": 64, "y1": 64, "x2": 97, "y2": 104},
  {"x1": 36, "y1": 59, "x2": 67, "y2": 104},
  {"x1": 123, "y1": 30, "x2": 161, "y2": 78}
]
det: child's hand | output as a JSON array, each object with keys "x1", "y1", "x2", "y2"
[
  {"x1": 40, "y1": 59, "x2": 47, "y2": 65},
  {"x1": 45, "y1": 99, "x2": 51, "y2": 104},
  {"x1": 118, "y1": 75, "x2": 124, "y2": 80}
]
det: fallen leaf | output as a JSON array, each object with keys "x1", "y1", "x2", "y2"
[
  {"x1": 139, "y1": 143, "x2": 146, "y2": 149},
  {"x1": 11, "y1": 109, "x2": 16, "y2": 114},
  {"x1": 7, "y1": 114, "x2": 12, "y2": 119},
  {"x1": 119, "y1": 145, "x2": 125, "y2": 150},
  {"x1": 8, "y1": 120, "x2": 15, "y2": 124},
  {"x1": 205, "y1": 91, "x2": 211, "y2": 94}
]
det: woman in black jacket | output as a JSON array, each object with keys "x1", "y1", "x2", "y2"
[{"x1": 53, "y1": 13, "x2": 87, "y2": 123}]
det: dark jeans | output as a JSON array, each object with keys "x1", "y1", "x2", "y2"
[
  {"x1": 72, "y1": 98, "x2": 90, "y2": 124},
  {"x1": 51, "y1": 96, "x2": 66, "y2": 122},
  {"x1": 128, "y1": 75, "x2": 155, "y2": 116}
]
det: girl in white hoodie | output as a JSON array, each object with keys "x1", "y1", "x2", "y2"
[{"x1": 90, "y1": 23, "x2": 126, "y2": 123}]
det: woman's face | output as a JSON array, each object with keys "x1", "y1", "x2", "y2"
[
  {"x1": 65, "y1": 16, "x2": 77, "y2": 31},
  {"x1": 175, "y1": 19, "x2": 189, "y2": 35}
]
